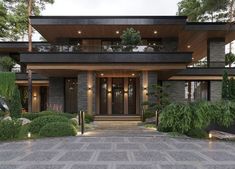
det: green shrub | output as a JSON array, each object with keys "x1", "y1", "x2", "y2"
[
  {"x1": 29, "y1": 115, "x2": 69, "y2": 134},
  {"x1": 143, "y1": 110, "x2": 155, "y2": 121},
  {"x1": 85, "y1": 114, "x2": 94, "y2": 123},
  {"x1": 159, "y1": 103, "x2": 192, "y2": 134},
  {"x1": 9, "y1": 87, "x2": 22, "y2": 118},
  {"x1": 39, "y1": 122, "x2": 77, "y2": 137},
  {"x1": 0, "y1": 120, "x2": 21, "y2": 140},
  {"x1": 186, "y1": 128, "x2": 208, "y2": 139},
  {"x1": 22, "y1": 111, "x2": 76, "y2": 120},
  {"x1": 69, "y1": 118, "x2": 78, "y2": 128},
  {"x1": 0, "y1": 56, "x2": 15, "y2": 71}
]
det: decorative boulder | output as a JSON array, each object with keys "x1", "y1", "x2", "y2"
[
  {"x1": 18, "y1": 118, "x2": 31, "y2": 125},
  {"x1": 3, "y1": 116, "x2": 12, "y2": 121}
]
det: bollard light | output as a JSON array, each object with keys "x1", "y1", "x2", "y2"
[
  {"x1": 209, "y1": 133, "x2": 212, "y2": 139},
  {"x1": 27, "y1": 132, "x2": 31, "y2": 138}
]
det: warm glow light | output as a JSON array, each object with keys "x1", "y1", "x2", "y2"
[
  {"x1": 192, "y1": 57, "x2": 194, "y2": 60},
  {"x1": 78, "y1": 30, "x2": 82, "y2": 34},
  {"x1": 132, "y1": 73, "x2": 135, "y2": 76},
  {"x1": 28, "y1": 132, "x2": 31, "y2": 138},
  {"x1": 33, "y1": 93, "x2": 37, "y2": 100},
  {"x1": 209, "y1": 133, "x2": 212, "y2": 139},
  {"x1": 88, "y1": 87, "x2": 92, "y2": 91},
  {"x1": 154, "y1": 30, "x2": 158, "y2": 34},
  {"x1": 143, "y1": 87, "x2": 147, "y2": 90},
  {"x1": 100, "y1": 73, "x2": 104, "y2": 76},
  {"x1": 116, "y1": 30, "x2": 120, "y2": 34},
  {"x1": 187, "y1": 45, "x2": 191, "y2": 49}
]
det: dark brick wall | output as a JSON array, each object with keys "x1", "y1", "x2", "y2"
[
  {"x1": 148, "y1": 71, "x2": 158, "y2": 104},
  {"x1": 163, "y1": 81, "x2": 186, "y2": 102},
  {"x1": 48, "y1": 77, "x2": 64, "y2": 111},
  {"x1": 77, "y1": 71, "x2": 88, "y2": 112}
]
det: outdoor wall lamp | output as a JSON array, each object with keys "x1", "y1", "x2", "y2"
[
  {"x1": 107, "y1": 90, "x2": 112, "y2": 93},
  {"x1": 88, "y1": 87, "x2": 92, "y2": 91},
  {"x1": 124, "y1": 90, "x2": 128, "y2": 93},
  {"x1": 143, "y1": 87, "x2": 147, "y2": 91},
  {"x1": 33, "y1": 93, "x2": 37, "y2": 100}
]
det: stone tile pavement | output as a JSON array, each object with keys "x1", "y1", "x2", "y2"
[{"x1": 0, "y1": 135, "x2": 235, "y2": 169}]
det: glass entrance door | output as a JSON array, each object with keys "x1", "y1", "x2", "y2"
[{"x1": 112, "y1": 78, "x2": 124, "y2": 115}]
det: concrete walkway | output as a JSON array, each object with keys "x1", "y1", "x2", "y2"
[{"x1": 0, "y1": 135, "x2": 235, "y2": 169}]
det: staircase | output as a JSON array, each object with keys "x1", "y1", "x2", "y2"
[{"x1": 94, "y1": 115, "x2": 142, "y2": 121}]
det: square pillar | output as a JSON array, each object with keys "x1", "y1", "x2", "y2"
[
  {"x1": 48, "y1": 77, "x2": 64, "y2": 112},
  {"x1": 77, "y1": 71, "x2": 88, "y2": 112}
]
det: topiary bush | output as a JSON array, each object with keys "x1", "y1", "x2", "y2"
[
  {"x1": 9, "y1": 86, "x2": 22, "y2": 118},
  {"x1": 39, "y1": 122, "x2": 77, "y2": 137},
  {"x1": 29, "y1": 115, "x2": 69, "y2": 134},
  {"x1": 22, "y1": 111, "x2": 76, "y2": 120},
  {"x1": 0, "y1": 120, "x2": 21, "y2": 140}
]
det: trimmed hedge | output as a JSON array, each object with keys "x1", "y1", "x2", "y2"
[
  {"x1": 29, "y1": 115, "x2": 69, "y2": 134},
  {"x1": 22, "y1": 111, "x2": 76, "y2": 120},
  {"x1": 39, "y1": 122, "x2": 77, "y2": 137},
  {"x1": 0, "y1": 120, "x2": 21, "y2": 140}
]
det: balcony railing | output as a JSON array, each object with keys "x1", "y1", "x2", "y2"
[
  {"x1": 187, "y1": 61, "x2": 235, "y2": 68},
  {"x1": 33, "y1": 44, "x2": 165, "y2": 53}
]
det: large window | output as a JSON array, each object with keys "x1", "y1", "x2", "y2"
[{"x1": 185, "y1": 81, "x2": 209, "y2": 102}]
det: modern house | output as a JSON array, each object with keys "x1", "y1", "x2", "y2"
[{"x1": 0, "y1": 16, "x2": 235, "y2": 120}]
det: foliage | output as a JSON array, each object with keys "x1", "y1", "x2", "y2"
[
  {"x1": 22, "y1": 111, "x2": 76, "y2": 120},
  {"x1": 9, "y1": 86, "x2": 22, "y2": 118},
  {"x1": 230, "y1": 77, "x2": 235, "y2": 99},
  {"x1": 186, "y1": 128, "x2": 208, "y2": 138},
  {"x1": 85, "y1": 113, "x2": 94, "y2": 123},
  {"x1": 69, "y1": 118, "x2": 78, "y2": 129},
  {"x1": 159, "y1": 100, "x2": 235, "y2": 137},
  {"x1": 120, "y1": 28, "x2": 142, "y2": 51},
  {"x1": 0, "y1": 2, "x2": 8, "y2": 38},
  {"x1": 2, "y1": 0, "x2": 54, "y2": 40},
  {"x1": 222, "y1": 71, "x2": 230, "y2": 99},
  {"x1": 177, "y1": 0, "x2": 229, "y2": 22},
  {"x1": 143, "y1": 84, "x2": 170, "y2": 121},
  {"x1": 29, "y1": 115, "x2": 69, "y2": 134},
  {"x1": 0, "y1": 120, "x2": 21, "y2": 140},
  {"x1": 143, "y1": 110, "x2": 156, "y2": 121},
  {"x1": 39, "y1": 122, "x2": 77, "y2": 137},
  {"x1": 0, "y1": 56, "x2": 15, "y2": 72},
  {"x1": 0, "y1": 72, "x2": 16, "y2": 100},
  {"x1": 225, "y1": 52, "x2": 235, "y2": 67},
  {"x1": 159, "y1": 103, "x2": 192, "y2": 134}
]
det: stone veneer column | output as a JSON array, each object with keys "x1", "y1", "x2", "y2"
[
  {"x1": 77, "y1": 72, "x2": 88, "y2": 112},
  {"x1": 207, "y1": 38, "x2": 225, "y2": 101},
  {"x1": 163, "y1": 81, "x2": 185, "y2": 102},
  {"x1": 48, "y1": 77, "x2": 64, "y2": 111},
  {"x1": 148, "y1": 71, "x2": 158, "y2": 104}
]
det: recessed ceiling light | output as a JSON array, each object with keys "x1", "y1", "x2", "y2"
[
  {"x1": 192, "y1": 57, "x2": 194, "y2": 60},
  {"x1": 187, "y1": 45, "x2": 191, "y2": 49},
  {"x1": 101, "y1": 73, "x2": 104, "y2": 76},
  {"x1": 116, "y1": 30, "x2": 120, "y2": 34},
  {"x1": 132, "y1": 73, "x2": 135, "y2": 76},
  {"x1": 154, "y1": 30, "x2": 158, "y2": 34},
  {"x1": 78, "y1": 30, "x2": 82, "y2": 34}
]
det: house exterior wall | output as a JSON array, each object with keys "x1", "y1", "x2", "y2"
[
  {"x1": 48, "y1": 77, "x2": 64, "y2": 111},
  {"x1": 161, "y1": 38, "x2": 178, "y2": 52},
  {"x1": 163, "y1": 81, "x2": 185, "y2": 102},
  {"x1": 210, "y1": 81, "x2": 222, "y2": 101}
]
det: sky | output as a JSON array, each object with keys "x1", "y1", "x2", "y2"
[{"x1": 42, "y1": 0, "x2": 181, "y2": 16}]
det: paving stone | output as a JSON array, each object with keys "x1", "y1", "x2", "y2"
[
  {"x1": 167, "y1": 151, "x2": 206, "y2": 161},
  {"x1": 196, "y1": 142, "x2": 231, "y2": 150},
  {"x1": 201, "y1": 151, "x2": 235, "y2": 161},
  {"x1": 128, "y1": 137, "x2": 154, "y2": 142},
  {"x1": 24, "y1": 165, "x2": 65, "y2": 169},
  {"x1": 144, "y1": 143, "x2": 172, "y2": 150},
  {"x1": 0, "y1": 165, "x2": 19, "y2": 169},
  {"x1": 104, "y1": 137, "x2": 125, "y2": 142},
  {"x1": 116, "y1": 143, "x2": 141, "y2": 150},
  {"x1": 160, "y1": 165, "x2": 198, "y2": 169},
  {"x1": 86, "y1": 143, "x2": 112, "y2": 150},
  {"x1": 0, "y1": 143, "x2": 27, "y2": 150},
  {"x1": 29, "y1": 143, "x2": 56, "y2": 150},
  {"x1": 0, "y1": 151, "x2": 23, "y2": 161},
  {"x1": 71, "y1": 164, "x2": 108, "y2": 169},
  {"x1": 172, "y1": 143, "x2": 201, "y2": 150},
  {"x1": 116, "y1": 164, "x2": 153, "y2": 169},
  {"x1": 204, "y1": 165, "x2": 235, "y2": 169},
  {"x1": 59, "y1": 151, "x2": 93, "y2": 161},
  {"x1": 80, "y1": 137, "x2": 102, "y2": 142},
  {"x1": 58, "y1": 143, "x2": 84, "y2": 150},
  {"x1": 20, "y1": 152, "x2": 58, "y2": 161},
  {"x1": 133, "y1": 151, "x2": 167, "y2": 161},
  {"x1": 97, "y1": 152, "x2": 129, "y2": 161}
]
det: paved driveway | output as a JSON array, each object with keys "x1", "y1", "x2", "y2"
[{"x1": 0, "y1": 135, "x2": 235, "y2": 169}]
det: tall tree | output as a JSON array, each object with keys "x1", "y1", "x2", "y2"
[
  {"x1": 2, "y1": 0, "x2": 54, "y2": 40},
  {"x1": 0, "y1": 1, "x2": 8, "y2": 38},
  {"x1": 222, "y1": 71, "x2": 230, "y2": 99}
]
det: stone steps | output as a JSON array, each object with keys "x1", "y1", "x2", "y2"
[{"x1": 94, "y1": 115, "x2": 142, "y2": 121}]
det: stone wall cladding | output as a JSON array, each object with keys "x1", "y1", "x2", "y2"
[
  {"x1": 48, "y1": 77, "x2": 64, "y2": 111},
  {"x1": 92, "y1": 72, "x2": 96, "y2": 114},
  {"x1": 77, "y1": 72, "x2": 88, "y2": 112},
  {"x1": 148, "y1": 71, "x2": 158, "y2": 103},
  {"x1": 210, "y1": 81, "x2": 222, "y2": 102},
  {"x1": 163, "y1": 81, "x2": 186, "y2": 102}
]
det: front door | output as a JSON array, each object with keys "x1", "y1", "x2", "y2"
[{"x1": 112, "y1": 78, "x2": 124, "y2": 115}]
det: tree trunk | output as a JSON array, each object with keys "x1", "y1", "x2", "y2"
[{"x1": 28, "y1": 0, "x2": 32, "y2": 52}]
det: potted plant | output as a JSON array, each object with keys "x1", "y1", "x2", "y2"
[
  {"x1": 120, "y1": 28, "x2": 142, "y2": 51},
  {"x1": 0, "y1": 56, "x2": 15, "y2": 72}
]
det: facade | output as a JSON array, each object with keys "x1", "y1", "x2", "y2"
[{"x1": 1, "y1": 16, "x2": 235, "y2": 120}]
